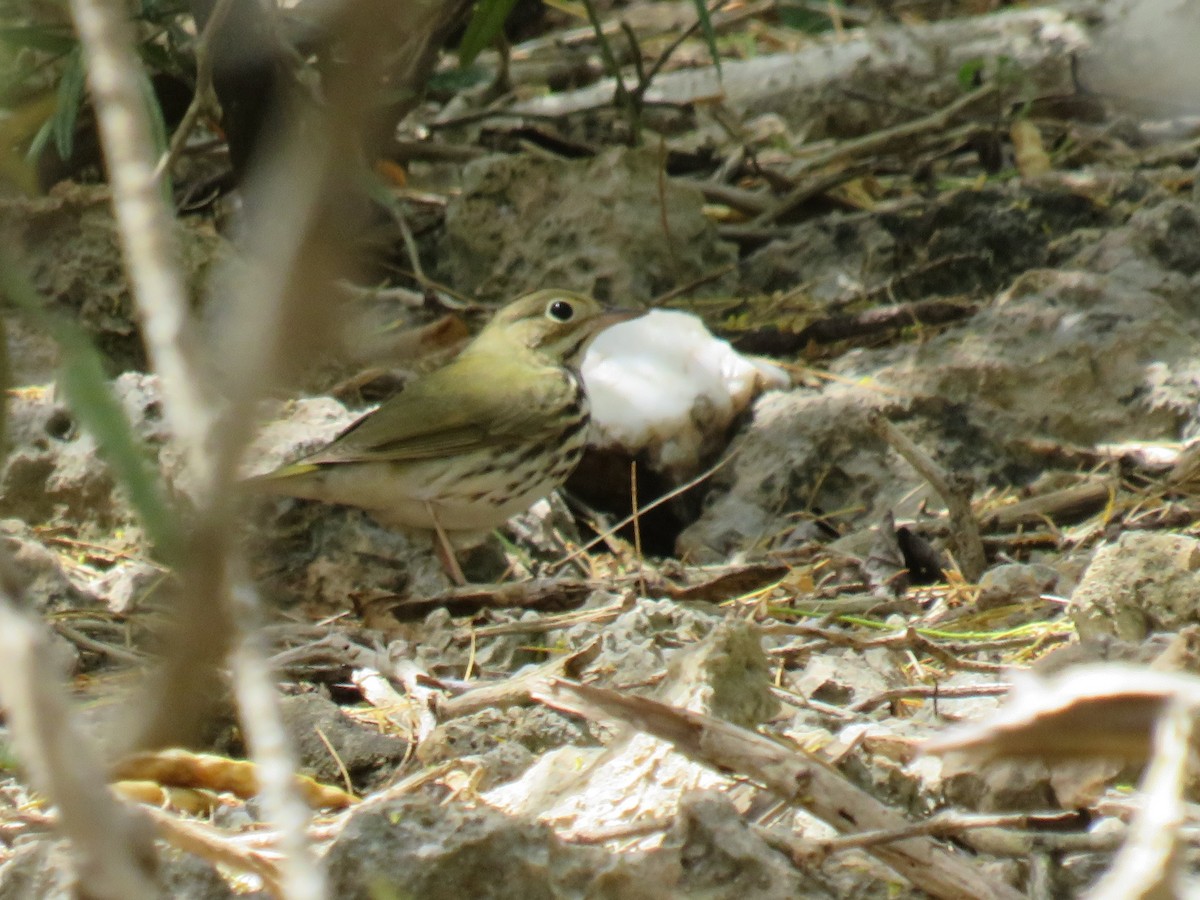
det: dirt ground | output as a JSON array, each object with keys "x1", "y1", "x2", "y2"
[{"x1": 5, "y1": 0, "x2": 1200, "y2": 897}]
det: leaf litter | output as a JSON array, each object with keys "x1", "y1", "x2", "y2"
[{"x1": 7, "y1": 0, "x2": 1200, "y2": 897}]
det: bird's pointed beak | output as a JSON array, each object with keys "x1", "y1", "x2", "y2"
[{"x1": 596, "y1": 307, "x2": 647, "y2": 330}]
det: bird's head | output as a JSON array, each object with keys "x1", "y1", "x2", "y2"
[{"x1": 474, "y1": 289, "x2": 644, "y2": 368}]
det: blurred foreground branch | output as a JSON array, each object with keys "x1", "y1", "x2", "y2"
[
  {"x1": 44, "y1": 0, "x2": 473, "y2": 895},
  {"x1": 0, "y1": 554, "x2": 158, "y2": 899}
]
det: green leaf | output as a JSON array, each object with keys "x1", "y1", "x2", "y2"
[
  {"x1": 458, "y1": 0, "x2": 519, "y2": 68},
  {"x1": 52, "y1": 46, "x2": 86, "y2": 162},
  {"x1": 957, "y1": 58, "x2": 985, "y2": 91},
  {"x1": 690, "y1": 0, "x2": 721, "y2": 78},
  {"x1": 25, "y1": 115, "x2": 54, "y2": 165},
  {"x1": 135, "y1": 66, "x2": 173, "y2": 202},
  {"x1": 777, "y1": 4, "x2": 834, "y2": 34},
  {"x1": 0, "y1": 250, "x2": 181, "y2": 564}
]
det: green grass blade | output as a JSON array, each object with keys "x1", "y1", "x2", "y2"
[
  {"x1": 0, "y1": 25, "x2": 78, "y2": 55},
  {"x1": 691, "y1": 0, "x2": 721, "y2": 77},
  {"x1": 52, "y1": 45, "x2": 86, "y2": 161},
  {"x1": 458, "y1": 0, "x2": 519, "y2": 67}
]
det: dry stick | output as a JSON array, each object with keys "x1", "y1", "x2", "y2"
[
  {"x1": 754, "y1": 83, "x2": 999, "y2": 226},
  {"x1": 153, "y1": 0, "x2": 238, "y2": 180},
  {"x1": 743, "y1": 160, "x2": 875, "y2": 228},
  {"x1": 978, "y1": 477, "x2": 1113, "y2": 531},
  {"x1": 212, "y1": 7, "x2": 470, "y2": 890},
  {"x1": 630, "y1": 460, "x2": 646, "y2": 593},
  {"x1": 0, "y1": 554, "x2": 158, "y2": 899},
  {"x1": 650, "y1": 261, "x2": 737, "y2": 306},
  {"x1": 849, "y1": 681, "x2": 1012, "y2": 714},
  {"x1": 867, "y1": 411, "x2": 987, "y2": 582},
  {"x1": 656, "y1": 137, "x2": 678, "y2": 269},
  {"x1": 389, "y1": 202, "x2": 430, "y2": 288},
  {"x1": 634, "y1": 0, "x2": 735, "y2": 101},
  {"x1": 534, "y1": 679, "x2": 1024, "y2": 900},
  {"x1": 141, "y1": 805, "x2": 283, "y2": 895},
  {"x1": 769, "y1": 810, "x2": 1087, "y2": 857},
  {"x1": 580, "y1": 0, "x2": 633, "y2": 124},
  {"x1": 53, "y1": 620, "x2": 148, "y2": 666},
  {"x1": 70, "y1": 0, "x2": 239, "y2": 774}
]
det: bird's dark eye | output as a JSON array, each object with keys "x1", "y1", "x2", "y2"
[{"x1": 547, "y1": 299, "x2": 575, "y2": 322}]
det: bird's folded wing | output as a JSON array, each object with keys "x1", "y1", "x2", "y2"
[{"x1": 297, "y1": 356, "x2": 572, "y2": 465}]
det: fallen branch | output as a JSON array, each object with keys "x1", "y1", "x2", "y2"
[{"x1": 533, "y1": 678, "x2": 1024, "y2": 900}]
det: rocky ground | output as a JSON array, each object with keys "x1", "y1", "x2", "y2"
[{"x1": 4, "y1": 0, "x2": 1200, "y2": 897}]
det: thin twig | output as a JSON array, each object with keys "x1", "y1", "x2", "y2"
[
  {"x1": 636, "y1": 0, "x2": 734, "y2": 101},
  {"x1": 868, "y1": 411, "x2": 987, "y2": 581},
  {"x1": 650, "y1": 262, "x2": 737, "y2": 306},
  {"x1": 849, "y1": 681, "x2": 1011, "y2": 714},
  {"x1": 580, "y1": 0, "x2": 633, "y2": 130},
  {"x1": 630, "y1": 460, "x2": 647, "y2": 595},
  {"x1": 154, "y1": 0, "x2": 238, "y2": 181},
  {"x1": 387, "y1": 200, "x2": 429, "y2": 287},
  {"x1": 1089, "y1": 698, "x2": 1194, "y2": 899},
  {"x1": 754, "y1": 84, "x2": 998, "y2": 226},
  {"x1": 763, "y1": 810, "x2": 1089, "y2": 857},
  {"x1": 53, "y1": 621, "x2": 148, "y2": 666},
  {"x1": 553, "y1": 443, "x2": 741, "y2": 571}
]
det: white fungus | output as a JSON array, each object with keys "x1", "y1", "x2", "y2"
[{"x1": 582, "y1": 309, "x2": 790, "y2": 480}]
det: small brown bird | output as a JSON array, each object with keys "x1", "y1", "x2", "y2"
[{"x1": 250, "y1": 290, "x2": 642, "y2": 579}]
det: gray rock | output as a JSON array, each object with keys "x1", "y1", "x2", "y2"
[
  {"x1": 976, "y1": 562, "x2": 1062, "y2": 610},
  {"x1": 0, "y1": 184, "x2": 216, "y2": 376},
  {"x1": 419, "y1": 704, "x2": 590, "y2": 788},
  {"x1": 1069, "y1": 531, "x2": 1200, "y2": 641},
  {"x1": 278, "y1": 692, "x2": 409, "y2": 794},
  {"x1": 676, "y1": 387, "x2": 925, "y2": 562},
  {"x1": 667, "y1": 791, "x2": 836, "y2": 898},
  {"x1": 683, "y1": 192, "x2": 1200, "y2": 563},
  {"x1": 1, "y1": 387, "x2": 122, "y2": 530},
  {"x1": 0, "y1": 839, "x2": 246, "y2": 900},
  {"x1": 0, "y1": 519, "x2": 94, "y2": 614},
  {"x1": 325, "y1": 795, "x2": 627, "y2": 899},
  {"x1": 441, "y1": 148, "x2": 737, "y2": 303}
]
